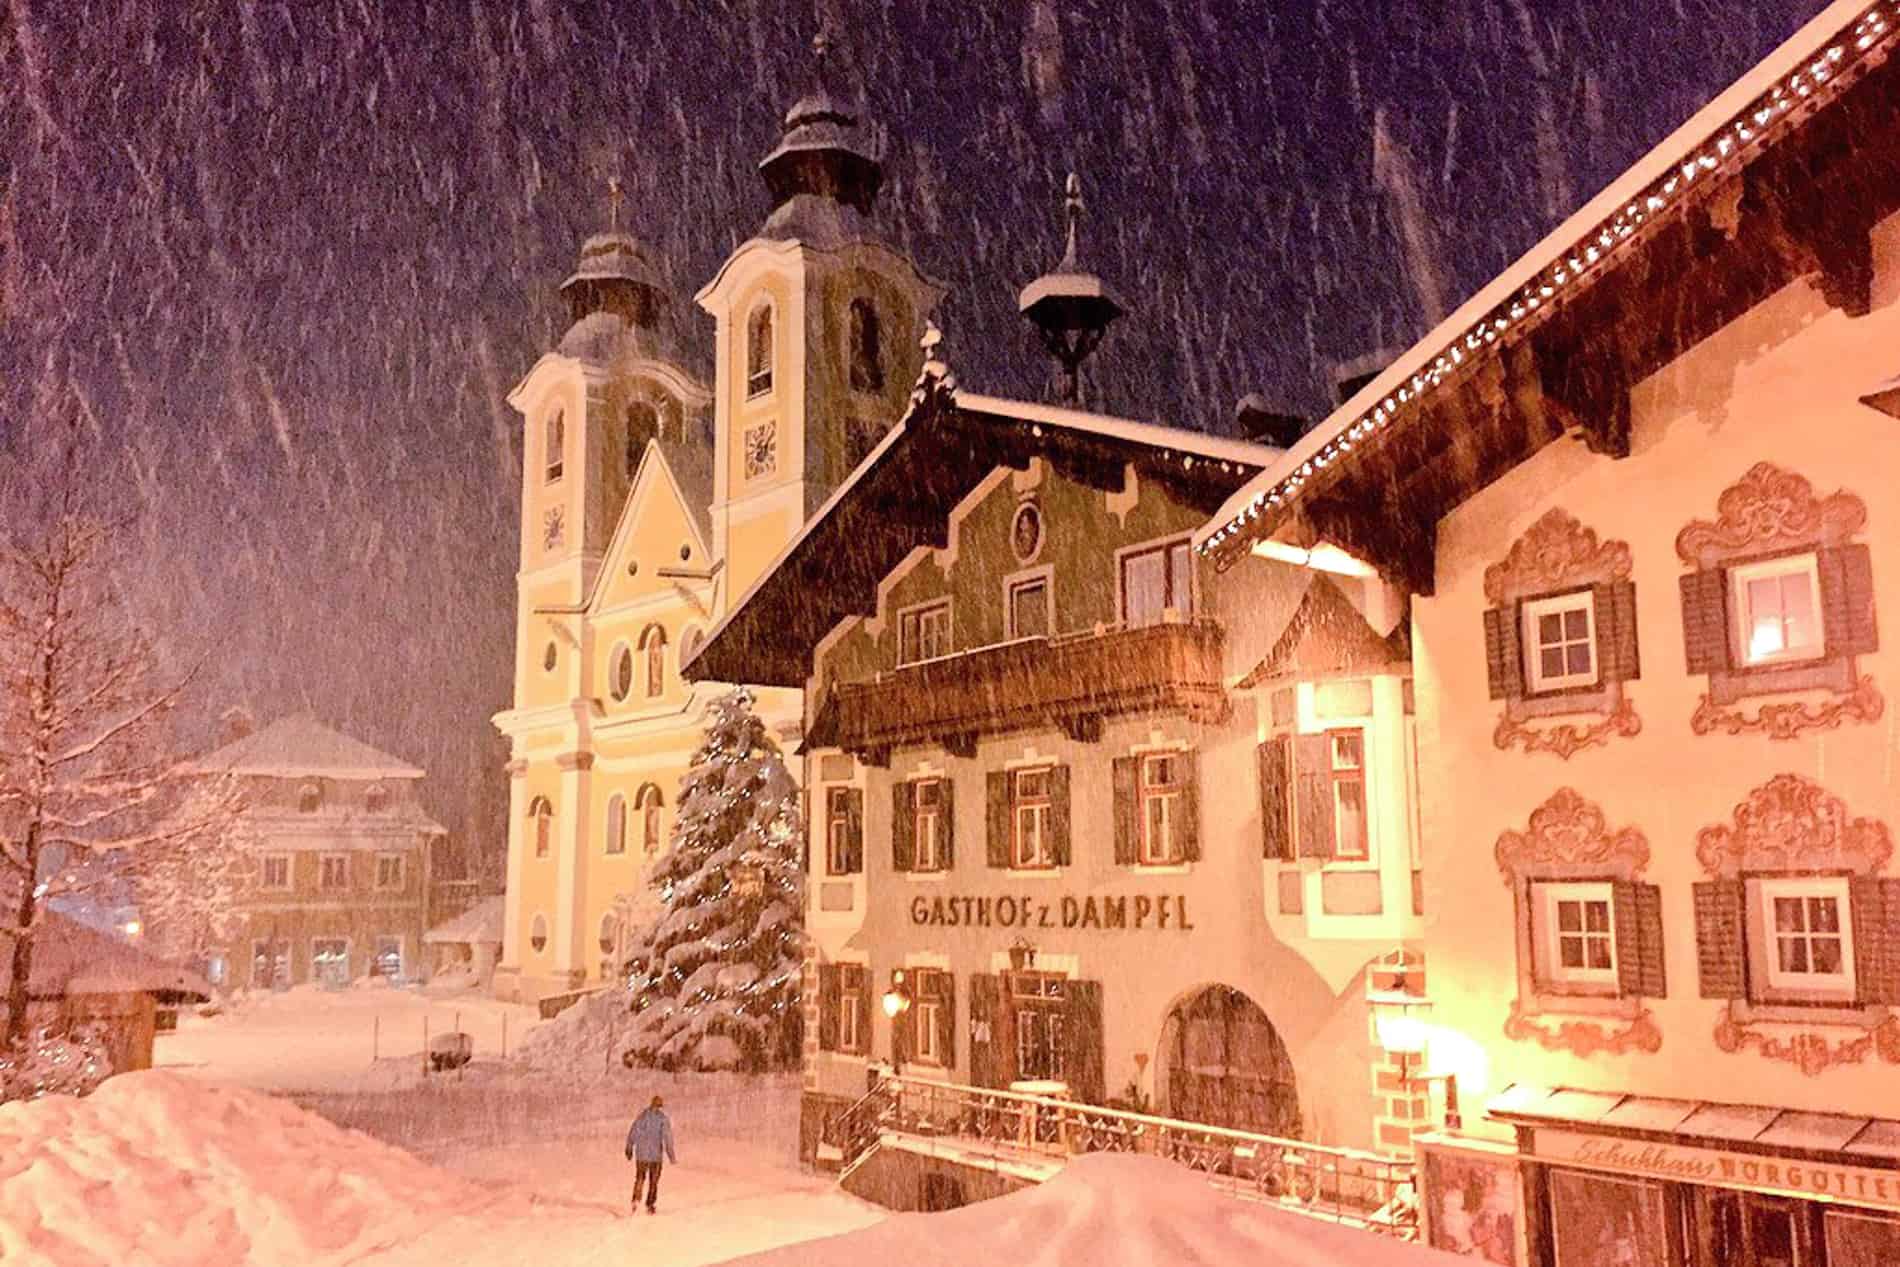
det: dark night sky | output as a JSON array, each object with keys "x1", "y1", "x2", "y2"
[{"x1": 0, "y1": 0, "x2": 1823, "y2": 865}]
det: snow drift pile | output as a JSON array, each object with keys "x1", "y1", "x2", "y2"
[
  {"x1": 0, "y1": 1070, "x2": 494, "y2": 1267},
  {"x1": 722, "y1": 1153, "x2": 1460, "y2": 1267},
  {"x1": 514, "y1": 985, "x2": 639, "y2": 1077}
]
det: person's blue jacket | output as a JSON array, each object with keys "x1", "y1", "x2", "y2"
[{"x1": 626, "y1": 1107, "x2": 677, "y2": 1164}]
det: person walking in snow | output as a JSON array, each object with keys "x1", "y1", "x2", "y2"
[{"x1": 625, "y1": 1095, "x2": 677, "y2": 1214}]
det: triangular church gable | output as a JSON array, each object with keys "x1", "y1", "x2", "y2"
[{"x1": 588, "y1": 440, "x2": 714, "y2": 614}]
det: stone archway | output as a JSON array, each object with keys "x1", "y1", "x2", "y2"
[{"x1": 1156, "y1": 985, "x2": 1301, "y2": 1138}]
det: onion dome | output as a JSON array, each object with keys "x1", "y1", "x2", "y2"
[
  {"x1": 758, "y1": 33, "x2": 883, "y2": 216},
  {"x1": 1018, "y1": 173, "x2": 1125, "y2": 406},
  {"x1": 560, "y1": 227, "x2": 667, "y2": 328}
]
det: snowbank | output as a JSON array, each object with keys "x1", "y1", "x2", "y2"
[
  {"x1": 720, "y1": 1153, "x2": 1460, "y2": 1267},
  {"x1": 514, "y1": 985, "x2": 636, "y2": 1077},
  {"x1": 0, "y1": 1071, "x2": 493, "y2": 1267}
]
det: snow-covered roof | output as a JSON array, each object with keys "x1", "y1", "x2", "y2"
[
  {"x1": 1, "y1": 912, "x2": 213, "y2": 1001},
  {"x1": 423, "y1": 896, "x2": 504, "y2": 946},
  {"x1": 190, "y1": 714, "x2": 424, "y2": 780},
  {"x1": 1201, "y1": 0, "x2": 1897, "y2": 561}
]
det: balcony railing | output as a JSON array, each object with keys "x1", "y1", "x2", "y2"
[
  {"x1": 830, "y1": 1075, "x2": 1417, "y2": 1238},
  {"x1": 808, "y1": 618, "x2": 1229, "y2": 756}
]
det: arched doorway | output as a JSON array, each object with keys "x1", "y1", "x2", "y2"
[{"x1": 1158, "y1": 986, "x2": 1301, "y2": 1137}]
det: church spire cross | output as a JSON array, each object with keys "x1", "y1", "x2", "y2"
[{"x1": 607, "y1": 176, "x2": 624, "y2": 234}]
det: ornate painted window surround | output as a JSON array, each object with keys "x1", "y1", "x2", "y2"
[
  {"x1": 1495, "y1": 788, "x2": 1663, "y2": 1056},
  {"x1": 1481, "y1": 509, "x2": 1642, "y2": 759}
]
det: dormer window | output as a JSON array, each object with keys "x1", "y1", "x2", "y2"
[
  {"x1": 747, "y1": 304, "x2": 774, "y2": 398},
  {"x1": 545, "y1": 411, "x2": 565, "y2": 484},
  {"x1": 299, "y1": 781, "x2": 322, "y2": 813},
  {"x1": 849, "y1": 299, "x2": 883, "y2": 392},
  {"x1": 365, "y1": 784, "x2": 388, "y2": 813}
]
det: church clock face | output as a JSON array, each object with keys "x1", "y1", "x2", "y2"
[{"x1": 744, "y1": 421, "x2": 778, "y2": 481}]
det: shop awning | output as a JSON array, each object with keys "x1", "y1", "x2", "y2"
[{"x1": 1489, "y1": 1083, "x2": 1900, "y2": 1166}]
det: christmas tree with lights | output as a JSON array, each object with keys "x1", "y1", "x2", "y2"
[{"x1": 622, "y1": 688, "x2": 805, "y2": 1072}]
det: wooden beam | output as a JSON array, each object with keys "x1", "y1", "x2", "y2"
[
  {"x1": 1303, "y1": 494, "x2": 1438, "y2": 598},
  {"x1": 1057, "y1": 713, "x2": 1103, "y2": 744}
]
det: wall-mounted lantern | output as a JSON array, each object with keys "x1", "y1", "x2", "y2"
[{"x1": 1008, "y1": 938, "x2": 1037, "y2": 972}]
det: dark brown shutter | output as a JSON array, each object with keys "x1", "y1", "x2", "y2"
[
  {"x1": 1178, "y1": 750, "x2": 1201, "y2": 862},
  {"x1": 891, "y1": 970, "x2": 912, "y2": 1066},
  {"x1": 1693, "y1": 880, "x2": 1746, "y2": 999},
  {"x1": 986, "y1": 771, "x2": 1010, "y2": 868},
  {"x1": 856, "y1": 972, "x2": 873, "y2": 1054},
  {"x1": 938, "y1": 973, "x2": 957, "y2": 1070},
  {"x1": 1293, "y1": 733, "x2": 1335, "y2": 859},
  {"x1": 892, "y1": 781, "x2": 917, "y2": 872},
  {"x1": 1112, "y1": 756, "x2": 1139, "y2": 865},
  {"x1": 1614, "y1": 881, "x2": 1667, "y2": 998},
  {"x1": 1850, "y1": 876, "x2": 1900, "y2": 1005},
  {"x1": 994, "y1": 976, "x2": 1020, "y2": 1084},
  {"x1": 845, "y1": 789, "x2": 865, "y2": 873},
  {"x1": 1050, "y1": 765, "x2": 1073, "y2": 866},
  {"x1": 1680, "y1": 569, "x2": 1731, "y2": 674},
  {"x1": 817, "y1": 963, "x2": 840, "y2": 1052},
  {"x1": 970, "y1": 973, "x2": 1000, "y2": 1087},
  {"x1": 1819, "y1": 543, "x2": 1879, "y2": 657},
  {"x1": 1063, "y1": 980, "x2": 1106, "y2": 1104},
  {"x1": 939, "y1": 779, "x2": 956, "y2": 869},
  {"x1": 1595, "y1": 580, "x2": 1642, "y2": 682},
  {"x1": 1258, "y1": 739, "x2": 1291, "y2": 860},
  {"x1": 1483, "y1": 606, "x2": 1524, "y2": 699}
]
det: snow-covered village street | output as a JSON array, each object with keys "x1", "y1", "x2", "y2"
[{"x1": 11, "y1": 3, "x2": 1900, "y2": 1266}]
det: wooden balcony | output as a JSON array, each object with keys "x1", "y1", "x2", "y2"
[{"x1": 807, "y1": 618, "x2": 1229, "y2": 761}]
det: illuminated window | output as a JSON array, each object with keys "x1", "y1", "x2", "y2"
[
  {"x1": 898, "y1": 601, "x2": 951, "y2": 664},
  {"x1": 1757, "y1": 876, "x2": 1854, "y2": 1000},
  {"x1": 1522, "y1": 590, "x2": 1598, "y2": 692},
  {"x1": 747, "y1": 304, "x2": 774, "y2": 397},
  {"x1": 914, "y1": 969, "x2": 949, "y2": 1065},
  {"x1": 914, "y1": 778, "x2": 944, "y2": 872},
  {"x1": 838, "y1": 964, "x2": 866, "y2": 1053},
  {"x1": 1732, "y1": 554, "x2": 1824, "y2": 667},
  {"x1": 529, "y1": 797, "x2": 553, "y2": 859},
  {"x1": 1012, "y1": 972, "x2": 1066, "y2": 1080},
  {"x1": 545, "y1": 411, "x2": 565, "y2": 483},
  {"x1": 826, "y1": 787, "x2": 856, "y2": 876},
  {"x1": 1120, "y1": 538, "x2": 1193, "y2": 627},
  {"x1": 1011, "y1": 768, "x2": 1055, "y2": 870},
  {"x1": 1138, "y1": 753, "x2": 1184, "y2": 864},
  {"x1": 1535, "y1": 881, "x2": 1618, "y2": 988},
  {"x1": 1328, "y1": 730, "x2": 1369, "y2": 861}
]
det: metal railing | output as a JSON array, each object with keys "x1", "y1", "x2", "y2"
[{"x1": 868, "y1": 1076, "x2": 1418, "y2": 1238}]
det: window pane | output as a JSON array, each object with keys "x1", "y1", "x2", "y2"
[
  {"x1": 1123, "y1": 551, "x2": 1166, "y2": 626},
  {"x1": 1748, "y1": 576, "x2": 1786, "y2": 658},
  {"x1": 1585, "y1": 902, "x2": 1610, "y2": 934},
  {"x1": 1012, "y1": 581, "x2": 1049, "y2": 638},
  {"x1": 1587, "y1": 938, "x2": 1612, "y2": 970},
  {"x1": 1560, "y1": 938, "x2": 1584, "y2": 968},
  {"x1": 1810, "y1": 897, "x2": 1840, "y2": 933},
  {"x1": 1331, "y1": 733, "x2": 1363, "y2": 768},
  {"x1": 1813, "y1": 938, "x2": 1844, "y2": 974},
  {"x1": 1539, "y1": 612, "x2": 1563, "y2": 645},
  {"x1": 1541, "y1": 648, "x2": 1567, "y2": 678},
  {"x1": 1782, "y1": 573, "x2": 1817, "y2": 649},
  {"x1": 1563, "y1": 608, "x2": 1589, "y2": 639},
  {"x1": 1780, "y1": 939, "x2": 1810, "y2": 973},
  {"x1": 1566, "y1": 643, "x2": 1594, "y2": 675},
  {"x1": 1335, "y1": 780, "x2": 1366, "y2": 856},
  {"x1": 1558, "y1": 901, "x2": 1582, "y2": 933},
  {"x1": 1018, "y1": 769, "x2": 1049, "y2": 799},
  {"x1": 1775, "y1": 897, "x2": 1805, "y2": 933}
]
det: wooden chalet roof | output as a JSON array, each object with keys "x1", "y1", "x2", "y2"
[
  {"x1": 686, "y1": 377, "x2": 1277, "y2": 689},
  {"x1": 1237, "y1": 576, "x2": 1410, "y2": 688},
  {"x1": 1201, "y1": 0, "x2": 1900, "y2": 594}
]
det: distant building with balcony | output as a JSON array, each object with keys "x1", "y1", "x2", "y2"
[{"x1": 192, "y1": 714, "x2": 447, "y2": 989}]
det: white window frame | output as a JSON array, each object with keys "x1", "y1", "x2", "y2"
[
  {"x1": 1522, "y1": 589, "x2": 1600, "y2": 692},
  {"x1": 260, "y1": 853, "x2": 292, "y2": 891},
  {"x1": 251, "y1": 939, "x2": 286, "y2": 988},
  {"x1": 1012, "y1": 972, "x2": 1066, "y2": 1081},
  {"x1": 838, "y1": 966, "x2": 865, "y2": 1054},
  {"x1": 1137, "y1": 752, "x2": 1183, "y2": 865},
  {"x1": 1758, "y1": 875, "x2": 1856, "y2": 998},
  {"x1": 311, "y1": 937, "x2": 351, "y2": 986},
  {"x1": 373, "y1": 935, "x2": 404, "y2": 979},
  {"x1": 1327, "y1": 728, "x2": 1371, "y2": 862},
  {"x1": 374, "y1": 852, "x2": 404, "y2": 890},
  {"x1": 1115, "y1": 536, "x2": 1195, "y2": 628},
  {"x1": 318, "y1": 853, "x2": 350, "y2": 891},
  {"x1": 1732, "y1": 553, "x2": 1826, "y2": 667},
  {"x1": 1004, "y1": 567, "x2": 1054, "y2": 641},
  {"x1": 914, "y1": 971, "x2": 946, "y2": 1065},
  {"x1": 914, "y1": 778, "x2": 944, "y2": 872},
  {"x1": 897, "y1": 600, "x2": 953, "y2": 665},
  {"x1": 1537, "y1": 881, "x2": 1618, "y2": 988},
  {"x1": 1011, "y1": 767, "x2": 1055, "y2": 870},
  {"x1": 826, "y1": 787, "x2": 854, "y2": 876}
]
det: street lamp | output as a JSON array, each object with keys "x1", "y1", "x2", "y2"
[
  {"x1": 882, "y1": 970, "x2": 912, "y2": 1078},
  {"x1": 1367, "y1": 962, "x2": 1462, "y2": 1130}
]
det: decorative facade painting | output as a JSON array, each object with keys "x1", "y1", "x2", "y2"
[
  {"x1": 1675, "y1": 463, "x2": 1882, "y2": 739},
  {"x1": 1423, "y1": 1147, "x2": 1518, "y2": 1265},
  {"x1": 1480, "y1": 508, "x2": 1641, "y2": 758}
]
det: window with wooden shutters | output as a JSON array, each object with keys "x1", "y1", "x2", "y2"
[
  {"x1": 913, "y1": 969, "x2": 954, "y2": 1068},
  {"x1": 1291, "y1": 733, "x2": 1334, "y2": 859},
  {"x1": 1258, "y1": 739, "x2": 1292, "y2": 860},
  {"x1": 1063, "y1": 980, "x2": 1106, "y2": 1103},
  {"x1": 891, "y1": 781, "x2": 916, "y2": 872},
  {"x1": 1675, "y1": 466, "x2": 1880, "y2": 728},
  {"x1": 825, "y1": 787, "x2": 863, "y2": 875},
  {"x1": 1482, "y1": 510, "x2": 1642, "y2": 751},
  {"x1": 969, "y1": 973, "x2": 1006, "y2": 1087},
  {"x1": 915, "y1": 778, "x2": 947, "y2": 871},
  {"x1": 1012, "y1": 972, "x2": 1066, "y2": 1082}
]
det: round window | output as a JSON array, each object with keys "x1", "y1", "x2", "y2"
[
  {"x1": 543, "y1": 642, "x2": 558, "y2": 672},
  {"x1": 529, "y1": 914, "x2": 548, "y2": 954},
  {"x1": 679, "y1": 543, "x2": 692, "y2": 562},
  {"x1": 1011, "y1": 501, "x2": 1044, "y2": 562},
  {"x1": 610, "y1": 644, "x2": 634, "y2": 701}
]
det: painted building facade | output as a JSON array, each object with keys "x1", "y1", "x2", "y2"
[
  {"x1": 1203, "y1": 4, "x2": 1900, "y2": 1263},
  {"x1": 193, "y1": 714, "x2": 446, "y2": 989},
  {"x1": 492, "y1": 71, "x2": 940, "y2": 1004}
]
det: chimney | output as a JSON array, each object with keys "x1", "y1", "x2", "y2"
[
  {"x1": 1331, "y1": 347, "x2": 1404, "y2": 407},
  {"x1": 219, "y1": 705, "x2": 257, "y2": 746},
  {"x1": 1233, "y1": 393, "x2": 1307, "y2": 449}
]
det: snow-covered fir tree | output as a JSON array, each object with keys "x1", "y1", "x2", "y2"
[
  {"x1": 0, "y1": 507, "x2": 242, "y2": 1056},
  {"x1": 622, "y1": 687, "x2": 804, "y2": 1072}
]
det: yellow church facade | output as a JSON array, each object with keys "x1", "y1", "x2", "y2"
[{"x1": 492, "y1": 73, "x2": 941, "y2": 1005}]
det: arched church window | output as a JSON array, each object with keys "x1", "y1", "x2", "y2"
[
  {"x1": 626, "y1": 400, "x2": 659, "y2": 478},
  {"x1": 299, "y1": 781, "x2": 322, "y2": 813},
  {"x1": 529, "y1": 796, "x2": 553, "y2": 859},
  {"x1": 640, "y1": 624, "x2": 667, "y2": 698},
  {"x1": 747, "y1": 304, "x2": 774, "y2": 398},
  {"x1": 849, "y1": 299, "x2": 883, "y2": 392},
  {"x1": 545, "y1": 411, "x2": 565, "y2": 484},
  {"x1": 637, "y1": 783, "x2": 664, "y2": 855},
  {"x1": 605, "y1": 793, "x2": 627, "y2": 855}
]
